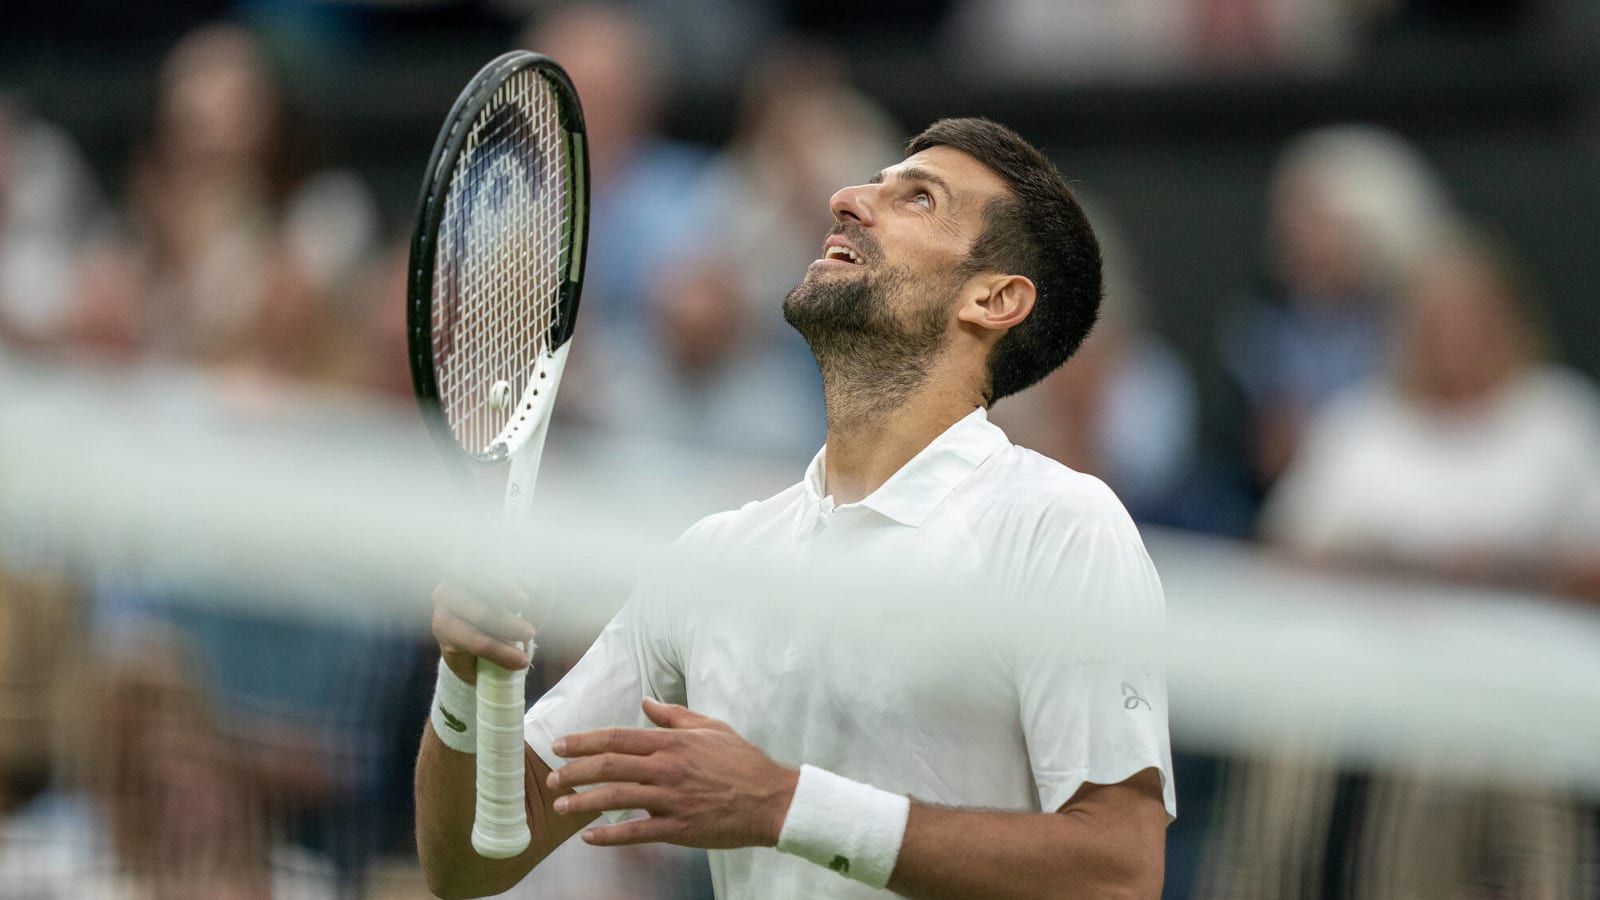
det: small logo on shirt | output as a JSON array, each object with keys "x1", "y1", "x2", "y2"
[
  {"x1": 828, "y1": 855, "x2": 851, "y2": 875},
  {"x1": 439, "y1": 705, "x2": 468, "y2": 733},
  {"x1": 1121, "y1": 683, "x2": 1151, "y2": 711}
]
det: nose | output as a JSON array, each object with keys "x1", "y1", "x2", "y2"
[{"x1": 829, "y1": 182, "x2": 876, "y2": 226}]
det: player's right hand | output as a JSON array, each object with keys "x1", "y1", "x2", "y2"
[{"x1": 431, "y1": 580, "x2": 538, "y2": 683}]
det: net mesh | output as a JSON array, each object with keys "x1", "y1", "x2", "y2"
[
  {"x1": 0, "y1": 375, "x2": 1596, "y2": 899},
  {"x1": 431, "y1": 68, "x2": 570, "y2": 459}
]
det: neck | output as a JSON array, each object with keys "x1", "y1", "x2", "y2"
[{"x1": 819, "y1": 361, "x2": 982, "y2": 505}]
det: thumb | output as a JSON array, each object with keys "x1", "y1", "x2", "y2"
[{"x1": 642, "y1": 697, "x2": 711, "y2": 730}]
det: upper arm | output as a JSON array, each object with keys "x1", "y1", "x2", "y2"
[
  {"x1": 1055, "y1": 767, "x2": 1168, "y2": 896},
  {"x1": 1056, "y1": 767, "x2": 1168, "y2": 833}
]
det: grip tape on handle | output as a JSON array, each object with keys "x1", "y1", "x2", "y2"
[{"x1": 472, "y1": 656, "x2": 531, "y2": 858}]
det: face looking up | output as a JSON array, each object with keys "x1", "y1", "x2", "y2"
[{"x1": 782, "y1": 146, "x2": 1012, "y2": 375}]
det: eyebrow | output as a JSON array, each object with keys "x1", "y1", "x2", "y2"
[{"x1": 869, "y1": 165, "x2": 954, "y2": 205}]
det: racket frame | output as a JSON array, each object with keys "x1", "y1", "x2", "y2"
[
  {"x1": 408, "y1": 49, "x2": 589, "y2": 469},
  {"x1": 405, "y1": 50, "x2": 590, "y2": 861}
]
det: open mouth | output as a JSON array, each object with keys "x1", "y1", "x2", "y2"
[{"x1": 820, "y1": 239, "x2": 865, "y2": 265}]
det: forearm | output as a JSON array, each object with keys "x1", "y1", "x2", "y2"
[
  {"x1": 414, "y1": 722, "x2": 593, "y2": 899},
  {"x1": 887, "y1": 798, "x2": 1163, "y2": 900},
  {"x1": 889, "y1": 762, "x2": 1164, "y2": 896}
]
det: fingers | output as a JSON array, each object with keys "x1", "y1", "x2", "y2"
[
  {"x1": 433, "y1": 582, "x2": 536, "y2": 643},
  {"x1": 553, "y1": 784, "x2": 664, "y2": 817},
  {"x1": 548, "y1": 752, "x2": 661, "y2": 791},
  {"x1": 580, "y1": 816, "x2": 679, "y2": 847},
  {"x1": 432, "y1": 615, "x2": 529, "y2": 671},
  {"x1": 431, "y1": 582, "x2": 535, "y2": 671},
  {"x1": 553, "y1": 726, "x2": 674, "y2": 758},
  {"x1": 642, "y1": 697, "x2": 725, "y2": 731}
]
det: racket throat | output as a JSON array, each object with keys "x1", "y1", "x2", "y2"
[
  {"x1": 504, "y1": 431, "x2": 547, "y2": 518},
  {"x1": 500, "y1": 342, "x2": 570, "y2": 519}
]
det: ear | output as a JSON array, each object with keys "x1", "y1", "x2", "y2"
[{"x1": 956, "y1": 273, "x2": 1035, "y2": 335}]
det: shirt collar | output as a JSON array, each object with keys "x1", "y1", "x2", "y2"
[{"x1": 802, "y1": 407, "x2": 1010, "y2": 527}]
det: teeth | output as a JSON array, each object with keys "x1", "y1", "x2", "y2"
[{"x1": 825, "y1": 245, "x2": 861, "y2": 263}]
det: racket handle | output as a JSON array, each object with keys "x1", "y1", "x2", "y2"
[{"x1": 472, "y1": 656, "x2": 531, "y2": 858}]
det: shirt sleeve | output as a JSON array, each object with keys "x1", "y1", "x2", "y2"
[
  {"x1": 523, "y1": 575, "x2": 688, "y2": 778},
  {"x1": 1012, "y1": 508, "x2": 1177, "y2": 821}
]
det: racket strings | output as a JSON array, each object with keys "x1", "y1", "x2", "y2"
[{"x1": 432, "y1": 69, "x2": 572, "y2": 457}]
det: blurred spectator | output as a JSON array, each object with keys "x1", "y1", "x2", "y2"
[
  {"x1": 518, "y1": 3, "x2": 713, "y2": 426},
  {"x1": 991, "y1": 203, "x2": 1198, "y2": 521},
  {"x1": 63, "y1": 237, "x2": 149, "y2": 364},
  {"x1": 123, "y1": 23, "x2": 377, "y2": 381},
  {"x1": 1192, "y1": 0, "x2": 1357, "y2": 72},
  {"x1": 602, "y1": 258, "x2": 824, "y2": 458},
  {"x1": 944, "y1": 0, "x2": 1358, "y2": 82},
  {"x1": 622, "y1": 0, "x2": 778, "y2": 87},
  {"x1": 36, "y1": 24, "x2": 418, "y2": 889},
  {"x1": 593, "y1": 42, "x2": 891, "y2": 460},
  {"x1": 347, "y1": 237, "x2": 419, "y2": 401},
  {"x1": 1204, "y1": 224, "x2": 1600, "y2": 898},
  {"x1": 0, "y1": 564, "x2": 78, "y2": 815},
  {"x1": 1263, "y1": 228, "x2": 1600, "y2": 599},
  {"x1": 77, "y1": 375, "x2": 434, "y2": 888},
  {"x1": 691, "y1": 41, "x2": 899, "y2": 341},
  {"x1": 1349, "y1": 777, "x2": 1593, "y2": 900},
  {"x1": 0, "y1": 632, "x2": 336, "y2": 899},
  {"x1": 944, "y1": 0, "x2": 1189, "y2": 82},
  {"x1": 0, "y1": 95, "x2": 109, "y2": 352},
  {"x1": 1218, "y1": 124, "x2": 1454, "y2": 509}
]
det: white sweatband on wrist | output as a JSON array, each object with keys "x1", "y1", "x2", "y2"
[
  {"x1": 776, "y1": 764, "x2": 910, "y2": 889},
  {"x1": 430, "y1": 662, "x2": 477, "y2": 754}
]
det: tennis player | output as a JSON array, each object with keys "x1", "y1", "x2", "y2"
[{"x1": 417, "y1": 117, "x2": 1175, "y2": 899}]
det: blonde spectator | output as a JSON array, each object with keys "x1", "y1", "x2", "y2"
[
  {"x1": 1258, "y1": 227, "x2": 1600, "y2": 899},
  {"x1": 1264, "y1": 228, "x2": 1600, "y2": 596},
  {"x1": 1220, "y1": 125, "x2": 1456, "y2": 499}
]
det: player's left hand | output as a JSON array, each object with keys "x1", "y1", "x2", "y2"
[{"x1": 547, "y1": 698, "x2": 799, "y2": 849}]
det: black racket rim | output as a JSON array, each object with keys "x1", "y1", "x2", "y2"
[{"x1": 406, "y1": 50, "x2": 590, "y2": 464}]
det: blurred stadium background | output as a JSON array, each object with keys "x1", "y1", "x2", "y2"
[{"x1": 2, "y1": 0, "x2": 1599, "y2": 898}]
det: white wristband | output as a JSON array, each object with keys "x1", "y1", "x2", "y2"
[
  {"x1": 776, "y1": 765, "x2": 910, "y2": 889},
  {"x1": 430, "y1": 661, "x2": 477, "y2": 754}
]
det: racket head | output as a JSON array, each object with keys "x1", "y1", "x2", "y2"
[{"x1": 407, "y1": 51, "x2": 589, "y2": 466}]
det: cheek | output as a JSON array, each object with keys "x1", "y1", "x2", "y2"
[
  {"x1": 877, "y1": 264, "x2": 963, "y2": 323},
  {"x1": 875, "y1": 214, "x2": 968, "y2": 266}
]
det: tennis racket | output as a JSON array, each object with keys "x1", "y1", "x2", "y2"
[{"x1": 407, "y1": 50, "x2": 589, "y2": 859}]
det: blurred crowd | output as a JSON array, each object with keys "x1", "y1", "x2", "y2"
[{"x1": 2, "y1": 0, "x2": 1598, "y2": 898}]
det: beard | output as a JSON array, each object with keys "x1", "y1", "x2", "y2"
[{"x1": 782, "y1": 257, "x2": 956, "y2": 418}]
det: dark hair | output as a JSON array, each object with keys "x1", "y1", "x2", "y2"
[{"x1": 906, "y1": 118, "x2": 1102, "y2": 403}]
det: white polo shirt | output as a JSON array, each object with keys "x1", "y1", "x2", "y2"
[{"x1": 525, "y1": 407, "x2": 1175, "y2": 899}]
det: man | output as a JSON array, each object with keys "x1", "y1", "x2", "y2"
[{"x1": 417, "y1": 118, "x2": 1176, "y2": 899}]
